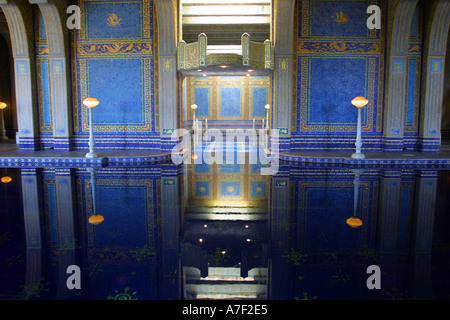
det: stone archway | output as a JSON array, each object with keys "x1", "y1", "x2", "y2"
[
  {"x1": 29, "y1": 0, "x2": 72, "y2": 151},
  {"x1": 0, "y1": 0, "x2": 39, "y2": 150}
]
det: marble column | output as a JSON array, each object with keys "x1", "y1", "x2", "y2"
[
  {"x1": 272, "y1": 0, "x2": 295, "y2": 153},
  {"x1": 30, "y1": 0, "x2": 72, "y2": 150},
  {"x1": 155, "y1": 0, "x2": 178, "y2": 152}
]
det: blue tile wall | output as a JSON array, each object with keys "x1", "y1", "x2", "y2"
[
  {"x1": 220, "y1": 88, "x2": 242, "y2": 118},
  {"x1": 73, "y1": 0, "x2": 157, "y2": 151},
  {"x1": 310, "y1": 0, "x2": 369, "y2": 37},
  {"x1": 85, "y1": 2, "x2": 142, "y2": 39},
  {"x1": 295, "y1": 0, "x2": 383, "y2": 151}
]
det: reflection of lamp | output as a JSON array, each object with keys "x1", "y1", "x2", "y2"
[
  {"x1": 264, "y1": 104, "x2": 270, "y2": 130},
  {"x1": 87, "y1": 167, "x2": 104, "y2": 225},
  {"x1": 0, "y1": 102, "x2": 8, "y2": 140},
  {"x1": 351, "y1": 97, "x2": 368, "y2": 159},
  {"x1": 347, "y1": 169, "x2": 363, "y2": 228},
  {"x1": 83, "y1": 98, "x2": 99, "y2": 158},
  {"x1": 1, "y1": 176, "x2": 12, "y2": 184}
]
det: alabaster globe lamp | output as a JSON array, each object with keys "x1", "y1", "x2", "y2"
[
  {"x1": 351, "y1": 97, "x2": 369, "y2": 159},
  {"x1": 264, "y1": 104, "x2": 270, "y2": 130},
  {"x1": 191, "y1": 104, "x2": 198, "y2": 130},
  {"x1": 83, "y1": 97, "x2": 99, "y2": 158},
  {"x1": 0, "y1": 102, "x2": 8, "y2": 140}
]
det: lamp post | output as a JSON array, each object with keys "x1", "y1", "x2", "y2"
[
  {"x1": 351, "y1": 97, "x2": 368, "y2": 159},
  {"x1": 191, "y1": 104, "x2": 198, "y2": 131},
  {"x1": 83, "y1": 97, "x2": 99, "y2": 158},
  {"x1": 264, "y1": 104, "x2": 270, "y2": 130},
  {"x1": 0, "y1": 102, "x2": 8, "y2": 140}
]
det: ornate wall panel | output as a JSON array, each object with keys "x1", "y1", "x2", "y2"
[
  {"x1": 72, "y1": 0, "x2": 158, "y2": 150},
  {"x1": 186, "y1": 76, "x2": 270, "y2": 121},
  {"x1": 293, "y1": 0, "x2": 385, "y2": 151}
]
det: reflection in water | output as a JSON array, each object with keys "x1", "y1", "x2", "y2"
[{"x1": 0, "y1": 162, "x2": 449, "y2": 300}]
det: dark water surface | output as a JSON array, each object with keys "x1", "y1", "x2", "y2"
[{"x1": 1, "y1": 160, "x2": 449, "y2": 300}]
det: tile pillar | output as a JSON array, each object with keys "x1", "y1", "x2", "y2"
[
  {"x1": 382, "y1": 0, "x2": 418, "y2": 151},
  {"x1": 272, "y1": 0, "x2": 295, "y2": 152}
]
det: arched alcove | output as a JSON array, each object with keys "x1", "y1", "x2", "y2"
[
  {"x1": 0, "y1": 0, "x2": 39, "y2": 150},
  {"x1": 382, "y1": 0, "x2": 419, "y2": 152},
  {"x1": 419, "y1": 0, "x2": 450, "y2": 152},
  {"x1": 0, "y1": 25, "x2": 16, "y2": 140}
]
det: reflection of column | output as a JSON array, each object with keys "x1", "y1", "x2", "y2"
[
  {"x1": 270, "y1": 176, "x2": 290, "y2": 299},
  {"x1": 412, "y1": 171, "x2": 437, "y2": 299},
  {"x1": 160, "y1": 165, "x2": 180, "y2": 299},
  {"x1": 21, "y1": 169, "x2": 44, "y2": 299},
  {"x1": 378, "y1": 170, "x2": 402, "y2": 294},
  {"x1": 54, "y1": 168, "x2": 77, "y2": 299}
]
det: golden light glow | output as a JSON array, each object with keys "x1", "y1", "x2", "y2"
[
  {"x1": 0, "y1": 102, "x2": 7, "y2": 110},
  {"x1": 220, "y1": 65, "x2": 228, "y2": 69},
  {"x1": 346, "y1": 217, "x2": 363, "y2": 228},
  {"x1": 190, "y1": 104, "x2": 198, "y2": 110},
  {"x1": 83, "y1": 97, "x2": 100, "y2": 109},
  {"x1": 88, "y1": 215, "x2": 105, "y2": 225},
  {"x1": 351, "y1": 96, "x2": 369, "y2": 109},
  {"x1": 1, "y1": 176, "x2": 12, "y2": 184},
  {"x1": 191, "y1": 153, "x2": 199, "y2": 160}
]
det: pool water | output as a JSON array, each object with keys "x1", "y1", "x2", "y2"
[{"x1": 0, "y1": 159, "x2": 449, "y2": 300}]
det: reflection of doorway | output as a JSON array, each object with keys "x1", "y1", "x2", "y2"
[
  {"x1": 0, "y1": 23, "x2": 16, "y2": 142},
  {"x1": 443, "y1": 29, "x2": 450, "y2": 143}
]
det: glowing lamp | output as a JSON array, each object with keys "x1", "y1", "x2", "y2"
[
  {"x1": 1, "y1": 176, "x2": 12, "y2": 183},
  {"x1": 82, "y1": 97, "x2": 99, "y2": 109},
  {"x1": 351, "y1": 96, "x2": 369, "y2": 109},
  {"x1": 346, "y1": 217, "x2": 363, "y2": 228},
  {"x1": 264, "y1": 104, "x2": 270, "y2": 130},
  {"x1": 83, "y1": 97, "x2": 99, "y2": 158},
  {"x1": 351, "y1": 96, "x2": 368, "y2": 159},
  {"x1": 88, "y1": 215, "x2": 104, "y2": 225},
  {"x1": 190, "y1": 104, "x2": 198, "y2": 110},
  {"x1": 0, "y1": 102, "x2": 8, "y2": 140}
]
